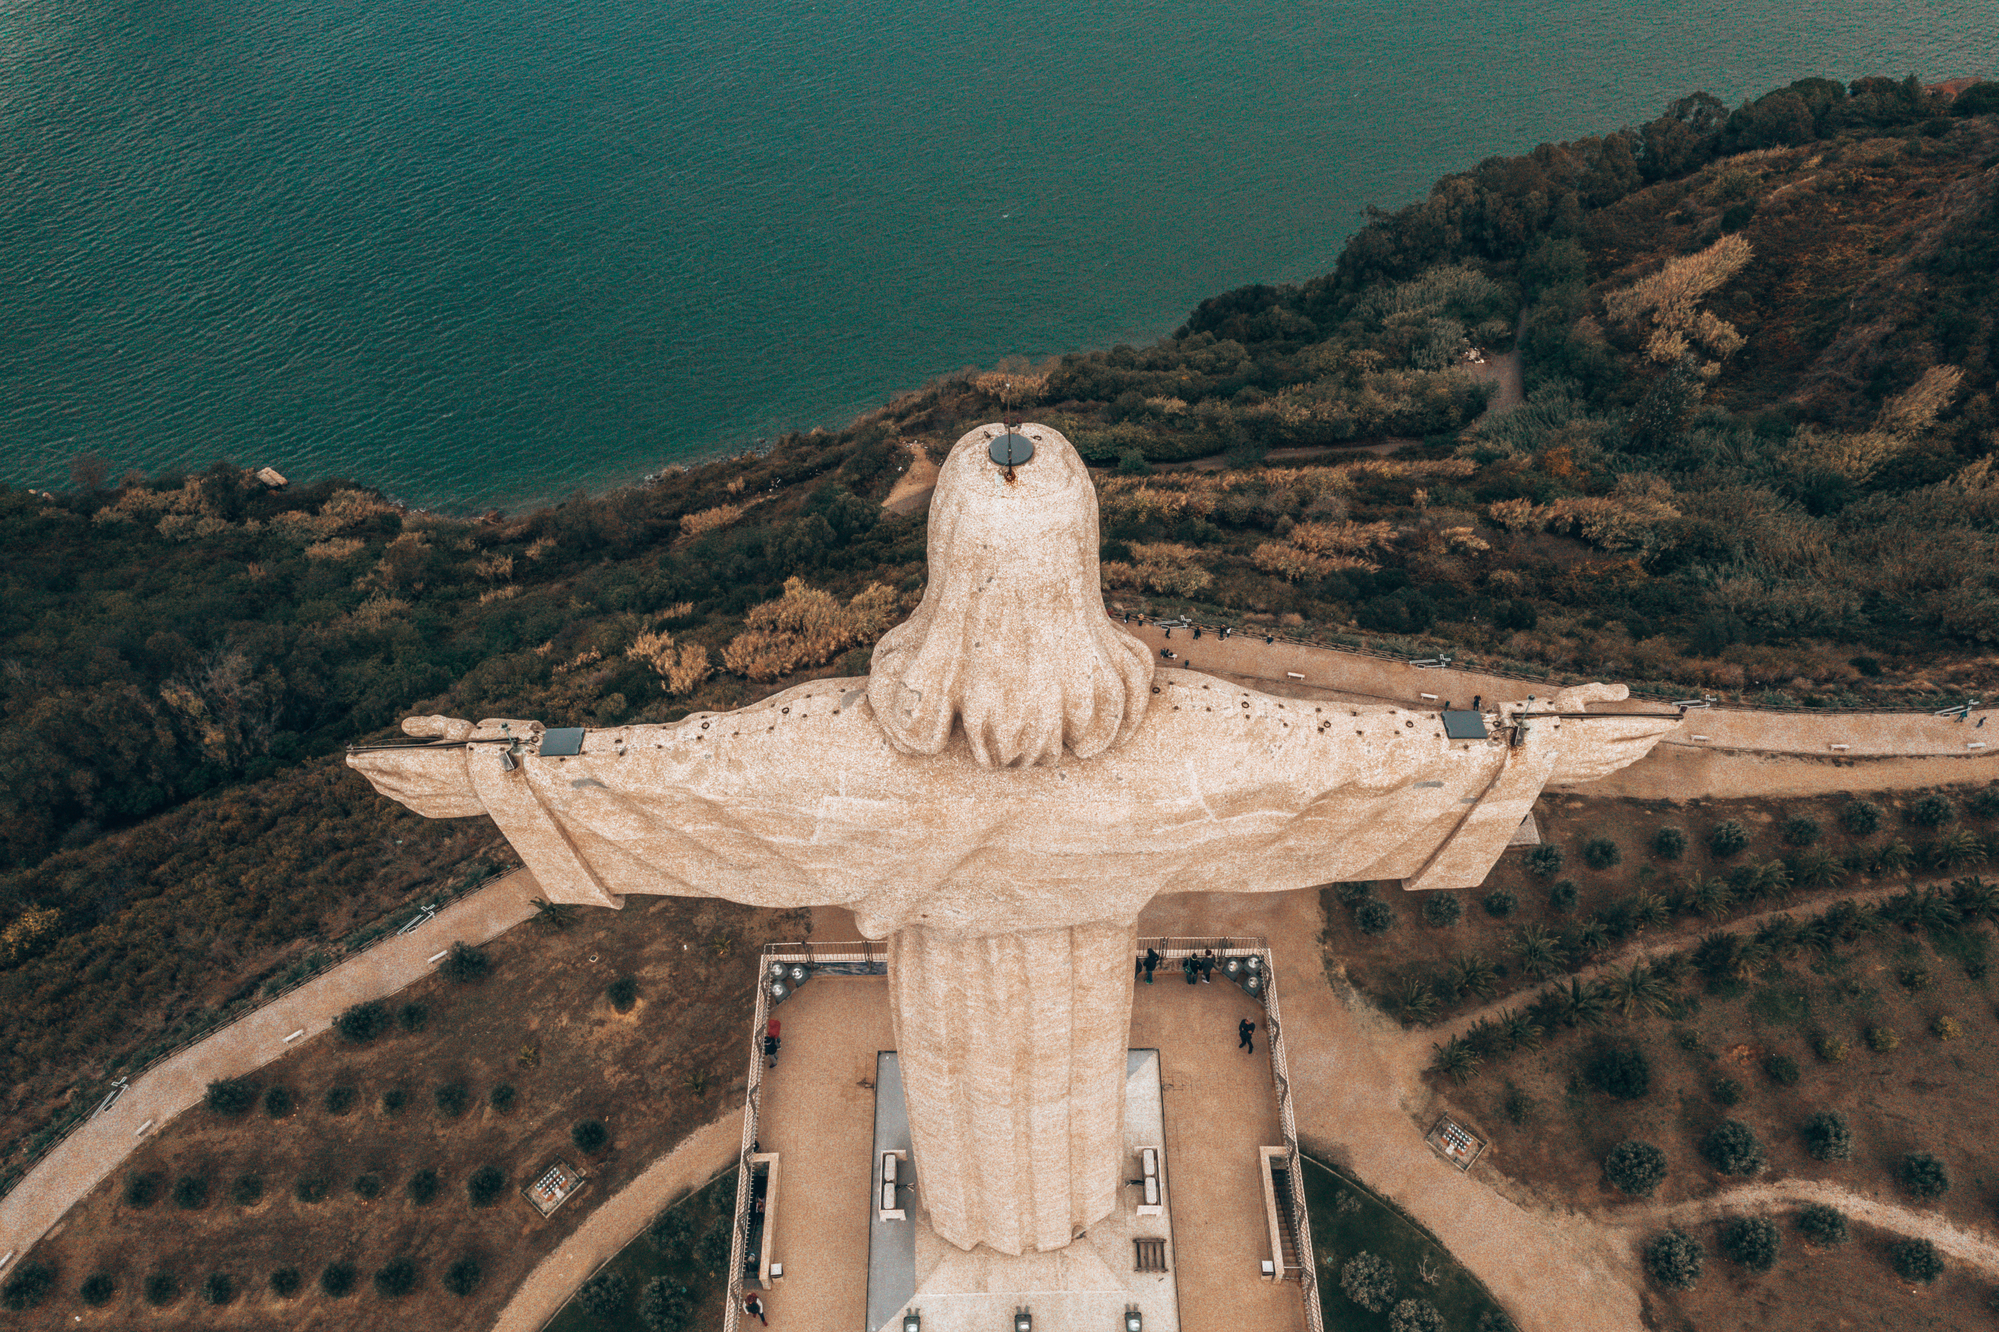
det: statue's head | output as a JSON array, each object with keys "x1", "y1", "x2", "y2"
[{"x1": 867, "y1": 424, "x2": 1154, "y2": 766}]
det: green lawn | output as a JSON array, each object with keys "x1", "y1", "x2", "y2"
[
  {"x1": 1302, "y1": 1153, "x2": 1510, "y2": 1331},
  {"x1": 544, "y1": 1170, "x2": 735, "y2": 1332}
]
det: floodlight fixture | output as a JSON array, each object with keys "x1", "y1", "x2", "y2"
[
  {"x1": 904, "y1": 1311, "x2": 921, "y2": 1332},
  {"x1": 1014, "y1": 1307, "x2": 1032, "y2": 1332},
  {"x1": 1124, "y1": 1305, "x2": 1143, "y2": 1331}
]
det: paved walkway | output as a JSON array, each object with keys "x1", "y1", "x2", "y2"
[
  {"x1": 488, "y1": 1111, "x2": 742, "y2": 1332},
  {"x1": 0, "y1": 868, "x2": 542, "y2": 1271}
]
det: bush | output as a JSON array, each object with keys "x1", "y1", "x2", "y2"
[
  {"x1": 80, "y1": 1272, "x2": 116, "y2": 1306},
  {"x1": 1891, "y1": 1237, "x2": 1943, "y2": 1283},
  {"x1": 467, "y1": 1165, "x2": 507, "y2": 1206},
  {"x1": 381, "y1": 1086, "x2": 410, "y2": 1114},
  {"x1": 1909, "y1": 794, "x2": 1954, "y2": 828},
  {"x1": 1340, "y1": 1251, "x2": 1398, "y2": 1313},
  {"x1": 1653, "y1": 827, "x2": 1687, "y2": 860},
  {"x1": 1797, "y1": 1203, "x2": 1849, "y2": 1245},
  {"x1": 578, "y1": 1271, "x2": 628, "y2": 1317},
  {"x1": 374, "y1": 1257, "x2": 419, "y2": 1298},
  {"x1": 263, "y1": 1085, "x2": 293, "y2": 1118},
  {"x1": 205, "y1": 1077, "x2": 257, "y2": 1116},
  {"x1": 1813, "y1": 1033, "x2": 1849, "y2": 1062},
  {"x1": 1423, "y1": 894, "x2": 1463, "y2": 928},
  {"x1": 1781, "y1": 815, "x2": 1822, "y2": 846},
  {"x1": 144, "y1": 1270, "x2": 179, "y2": 1306},
  {"x1": 1583, "y1": 837, "x2": 1622, "y2": 870},
  {"x1": 1476, "y1": 1312, "x2": 1517, "y2": 1332},
  {"x1": 1969, "y1": 788, "x2": 1999, "y2": 820},
  {"x1": 1842, "y1": 800, "x2": 1883, "y2": 835},
  {"x1": 324, "y1": 1084, "x2": 357, "y2": 1114},
  {"x1": 652, "y1": 1204, "x2": 698, "y2": 1253},
  {"x1": 572, "y1": 1119, "x2": 610, "y2": 1153},
  {"x1": 172, "y1": 1173, "x2": 209, "y2": 1208},
  {"x1": 1933, "y1": 1015, "x2": 1963, "y2": 1041},
  {"x1": 442, "y1": 941, "x2": 491, "y2": 982},
  {"x1": 1710, "y1": 820, "x2": 1749, "y2": 857},
  {"x1": 0, "y1": 1261, "x2": 54, "y2": 1311},
  {"x1": 1762, "y1": 1052, "x2": 1800, "y2": 1085},
  {"x1": 353, "y1": 1171, "x2": 384, "y2": 1200},
  {"x1": 202, "y1": 1271, "x2": 235, "y2": 1305},
  {"x1": 1901, "y1": 1152, "x2": 1949, "y2": 1199},
  {"x1": 1801, "y1": 1110, "x2": 1853, "y2": 1161},
  {"x1": 1356, "y1": 898, "x2": 1396, "y2": 935},
  {"x1": 641, "y1": 1274, "x2": 693, "y2": 1331},
  {"x1": 295, "y1": 1174, "x2": 330, "y2": 1203},
  {"x1": 320, "y1": 1262, "x2": 356, "y2": 1297},
  {"x1": 1548, "y1": 879, "x2": 1579, "y2": 913},
  {"x1": 608, "y1": 976, "x2": 640, "y2": 1011},
  {"x1": 1527, "y1": 845, "x2": 1565, "y2": 879},
  {"x1": 1605, "y1": 1139, "x2": 1668, "y2": 1196},
  {"x1": 490, "y1": 1083, "x2": 518, "y2": 1112},
  {"x1": 334, "y1": 1000, "x2": 390, "y2": 1044},
  {"x1": 435, "y1": 1082, "x2": 470, "y2": 1117},
  {"x1": 1719, "y1": 1216, "x2": 1779, "y2": 1272},
  {"x1": 1482, "y1": 888, "x2": 1517, "y2": 918},
  {"x1": 696, "y1": 1217, "x2": 733, "y2": 1271},
  {"x1": 407, "y1": 1168, "x2": 441, "y2": 1204},
  {"x1": 398, "y1": 1002, "x2": 429, "y2": 1033},
  {"x1": 445, "y1": 1257, "x2": 483, "y2": 1297},
  {"x1": 123, "y1": 1170, "x2": 161, "y2": 1208},
  {"x1": 1701, "y1": 1120, "x2": 1767, "y2": 1176},
  {"x1": 1645, "y1": 1229, "x2": 1704, "y2": 1290},
  {"x1": 1390, "y1": 1298, "x2": 1445, "y2": 1332},
  {"x1": 1866, "y1": 1025, "x2": 1900, "y2": 1052},
  {"x1": 269, "y1": 1267, "x2": 302, "y2": 1298},
  {"x1": 1711, "y1": 1076, "x2": 1742, "y2": 1106},
  {"x1": 1584, "y1": 1045, "x2": 1652, "y2": 1100}
]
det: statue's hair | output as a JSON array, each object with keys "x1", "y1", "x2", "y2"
[{"x1": 867, "y1": 425, "x2": 1154, "y2": 767}]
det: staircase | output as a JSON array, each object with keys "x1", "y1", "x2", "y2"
[{"x1": 1269, "y1": 1164, "x2": 1302, "y2": 1280}]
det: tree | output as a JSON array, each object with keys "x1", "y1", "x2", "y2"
[
  {"x1": 573, "y1": 1119, "x2": 610, "y2": 1153},
  {"x1": 467, "y1": 1165, "x2": 507, "y2": 1207},
  {"x1": 1423, "y1": 893, "x2": 1463, "y2": 928},
  {"x1": 1653, "y1": 826, "x2": 1687, "y2": 860},
  {"x1": 1796, "y1": 1203, "x2": 1848, "y2": 1245},
  {"x1": 1356, "y1": 898, "x2": 1396, "y2": 935},
  {"x1": 442, "y1": 941, "x2": 492, "y2": 982},
  {"x1": 1891, "y1": 1237, "x2": 1943, "y2": 1283},
  {"x1": 1429, "y1": 1037, "x2": 1481, "y2": 1084},
  {"x1": 0, "y1": 1261, "x2": 54, "y2": 1311},
  {"x1": 444, "y1": 1257, "x2": 483, "y2": 1297},
  {"x1": 324, "y1": 1085, "x2": 357, "y2": 1114},
  {"x1": 269, "y1": 1268, "x2": 302, "y2": 1298},
  {"x1": 295, "y1": 1174, "x2": 330, "y2": 1203},
  {"x1": 1909, "y1": 794, "x2": 1954, "y2": 828},
  {"x1": 531, "y1": 897, "x2": 579, "y2": 930},
  {"x1": 398, "y1": 1002, "x2": 429, "y2": 1033},
  {"x1": 1802, "y1": 1110, "x2": 1853, "y2": 1161},
  {"x1": 1607, "y1": 964, "x2": 1671, "y2": 1020},
  {"x1": 696, "y1": 1217, "x2": 734, "y2": 1271},
  {"x1": 202, "y1": 1271, "x2": 236, "y2": 1305},
  {"x1": 1701, "y1": 1120, "x2": 1767, "y2": 1176},
  {"x1": 641, "y1": 1275, "x2": 694, "y2": 1331},
  {"x1": 1476, "y1": 1312, "x2": 1517, "y2": 1332},
  {"x1": 608, "y1": 976, "x2": 640, "y2": 1012},
  {"x1": 1645, "y1": 1229, "x2": 1704, "y2": 1289},
  {"x1": 123, "y1": 1171, "x2": 161, "y2": 1207},
  {"x1": 1513, "y1": 925, "x2": 1562, "y2": 979},
  {"x1": 205, "y1": 1077, "x2": 257, "y2": 1115},
  {"x1": 145, "y1": 1270, "x2": 180, "y2": 1306},
  {"x1": 1340, "y1": 1251, "x2": 1398, "y2": 1312},
  {"x1": 353, "y1": 1171, "x2": 384, "y2": 1200},
  {"x1": 490, "y1": 1083, "x2": 518, "y2": 1112},
  {"x1": 651, "y1": 1204, "x2": 698, "y2": 1254},
  {"x1": 1781, "y1": 815, "x2": 1821, "y2": 847},
  {"x1": 1901, "y1": 1152, "x2": 1949, "y2": 1200},
  {"x1": 1762, "y1": 1052, "x2": 1800, "y2": 1085},
  {"x1": 1710, "y1": 820, "x2": 1749, "y2": 857},
  {"x1": 1548, "y1": 879, "x2": 1579, "y2": 912},
  {"x1": 1585, "y1": 1045, "x2": 1652, "y2": 1100},
  {"x1": 320, "y1": 1262, "x2": 356, "y2": 1297},
  {"x1": 407, "y1": 1168, "x2": 441, "y2": 1204},
  {"x1": 374, "y1": 1257, "x2": 419, "y2": 1298},
  {"x1": 1583, "y1": 837, "x2": 1622, "y2": 869},
  {"x1": 1527, "y1": 845, "x2": 1565, "y2": 879},
  {"x1": 435, "y1": 1082, "x2": 470, "y2": 1117},
  {"x1": 1842, "y1": 800, "x2": 1882, "y2": 835},
  {"x1": 1390, "y1": 1298, "x2": 1445, "y2": 1332},
  {"x1": 80, "y1": 1272, "x2": 116, "y2": 1306},
  {"x1": 172, "y1": 1173, "x2": 209, "y2": 1208},
  {"x1": 262, "y1": 1085, "x2": 292, "y2": 1117},
  {"x1": 578, "y1": 1271, "x2": 628, "y2": 1316},
  {"x1": 335, "y1": 1000, "x2": 390, "y2": 1044},
  {"x1": 1605, "y1": 1139, "x2": 1668, "y2": 1196},
  {"x1": 1719, "y1": 1216, "x2": 1779, "y2": 1272}
]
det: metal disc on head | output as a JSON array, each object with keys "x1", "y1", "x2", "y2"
[{"x1": 989, "y1": 432, "x2": 1034, "y2": 467}]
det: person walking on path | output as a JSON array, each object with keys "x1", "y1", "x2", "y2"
[
  {"x1": 745, "y1": 1294, "x2": 768, "y2": 1325},
  {"x1": 1238, "y1": 1018, "x2": 1256, "y2": 1053},
  {"x1": 1143, "y1": 948, "x2": 1160, "y2": 984},
  {"x1": 1472, "y1": 694, "x2": 1482, "y2": 711},
  {"x1": 1199, "y1": 949, "x2": 1215, "y2": 983}
]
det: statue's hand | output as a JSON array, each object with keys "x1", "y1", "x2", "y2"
[
  {"x1": 403, "y1": 715, "x2": 476, "y2": 742},
  {"x1": 1549, "y1": 683, "x2": 1628, "y2": 711}
]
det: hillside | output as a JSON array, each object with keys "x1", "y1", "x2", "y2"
[{"x1": 1, "y1": 72, "x2": 1997, "y2": 1190}]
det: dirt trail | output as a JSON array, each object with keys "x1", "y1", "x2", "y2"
[
  {"x1": 880, "y1": 439, "x2": 938, "y2": 515},
  {"x1": 1621, "y1": 1179, "x2": 1999, "y2": 1276}
]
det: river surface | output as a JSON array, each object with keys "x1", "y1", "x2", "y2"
[{"x1": 1, "y1": 0, "x2": 1993, "y2": 510}]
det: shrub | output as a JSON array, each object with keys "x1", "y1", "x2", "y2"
[
  {"x1": 652, "y1": 1204, "x2": 698, "y2": 1253},
  {"x1": 467, "y1": 1165, "x2": 507, "y2": 1206},
  {"x1": 1762, "y1": 1053, "x2": 1800, "y2": 1085},
  {"x1": 1710, "y1": 820, "x2": 1749, "y2": 857},
  {"x1": 696, "y1": 1217, "x2": 733, "y2": 1271},
  {"x1": 407, "y1": 1168, "x2": 441, "y2": 1204},
  {"x1": 442, "y1": 941, "x2": 491, "y2": 983},
  {"x1": 1653, "y1": 827, "x2": 1687, "y2": 860},
  {"x1": 1901, "y1": 1152, "x2": 1949, "y2": 1199},
  {"x1": 263, "y1": 1086, "x2": 293, "y2": 1118},
  {"x1": 608, "y1": 976, "x2": 640, "y2": 1011},
  {"x1": 1339, "y1": 1251, "x2": 1397, "y2": 1313},
  {"x1": 1548, "y1": 879, "x2": 1579, "y2": 913},
  {"x1": 1969, "y1": 788, "x2": 1999, "y2": 820},
  {"x1": 1605, "y1": 1139, "x2": 1668, "y2": 1196},
  {"x1": 202, "y1": 1271, "x2": 235, "y2": 1305},
  {"x1": 353, "y1": 1171, "x2": 384, "y2": 1200},
  {"x1": 1933, "y1": 1015, "x2": 1963, "y2": 1041},
  {"x1": 1390, "y1": 1298, "x2": 1445, "y2": 1332},
  {"x1": 295, "y1": 1174, "x2": 330, "y2": 1204},
  {"x1": 0, "y1": 1261, "x2": 54, "y2": 1311},
  {"x1": 573, "y1": 1119, "x2": 610, "y2": 1153},
  {"x1": 435, "y1": 1082, "x2": 470, "y2": 1117},
  {"x1": 324, "y1": 1084, "x2": 357, "y2": 1114},
  {"x1": 334, "y1": 1000, "x2": 390, "y2": 1044},
  {"x1": 1482, "y1": 888, "x2": 1517, "y2": 918},
  {"x1": 123, "y1": 1170, "x2": 161, "y2": 1207},
  {"x1": 1356, "y1": 899, "x2": 1396, "y2": 935},
  {"x1": 80, "y1": 1272, "x2": 116, "y2": 1306},
  {"x1": 1813, "y1": 1034, "x2": 1849, "y2": 1063},
  {"x1": 374, "y1": 1257, "x2": 419, "y2": 1298},
  {"x1": 1801, "y1": 1110, "x2": 1853, "y2": 1161},
  {"x1": 1797, "y1": 1203, "x2": 1848, "y2": 1245},
  {"x1": 1891, "y1": 1237, "x2": 1943, "y2": 1283},
  {"x1": 1842, "y1": 800, "x2": 1882, "y2": 835},
  {"x1": 1583, "y1": 837, "x2": 1622, "y2": 870},
  {"x1": 144, "y1": 1269, "x2": 179, "y2": 1306},
  {"x1": 1866, "y1": 1025, "x2": 1900, "y2": 1052},
  {"x1": 490, "y1": 1083, "x2": 518, "y2": 1112},
  {"x1": 1645, "y1": 1229, "x2": 1704, "y2": 1290},
  {"x1": 578, "y1": 1271, "x2": 628, "y2": 1317},
  {"x1": 1781, "y1": 815, "x2": 1821, "y2": 846},
  {"x1": 172, "y1": 1173, "x2": 209, "y2": 1209},
  {"x1": 320, "y1": 1262, "x2": 356, "y2": 1297},
  {"x1": 1719, "y1": 1216, "x2": 1779, "y2": 1272},
  {"x1": 1584, "y1": 1045, "x2": 1652, "y2": 1100},
  {"x1": 205, "y1": 1077, "x2": 257, "y2": 1116},
  {"x1": 1423, "y1": 894, "x2": 1463, "y2": 928},
  {"x1": 398, "y1": 1002, "x2": 429, "y2": 1033},
  {"x1": 381, "y1": 1086, "x2": 410, "y2": 1114},
  {"x1": 445, "y1": 1257, "x2": 483, "y2": 1297},
  {"x1": 1527, "y1": 845, "x2": 1565, "y2": 879},
  {"x1": 641, "y1": 1275, "x2": 693, "y2": 1331},
  {"x1": 1909, "y1": 794, "x2": 1954, "y2": 827},
  {"x1": 269, "y1": 1267, "x2": 302, "y2": 1298},
  {"x1": 1701, "y1": 1120, "x2": 1767, "y2": 1176},
  {"x1": 1476, "y1": 1312, "x2": 1517, "y2": 1332},
  {"x1": 1711, "y1": 1077, "x2": 1742, "y2": 1106}
]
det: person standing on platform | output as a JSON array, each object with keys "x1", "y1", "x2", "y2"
[
  {"x1": 1199, "y1": 949, "x2": 1215, "y2": 983},
  {"x1": 1238, "y1": 1018, "x2": 1256, "y2": 1053},
  {"x1": 745, "y1": 1294, "x2": 768, "y2": 1325},
  {"x1": 1143, "y1": 948, "x2": 1160, "y2": 983},
  {"x1": 1183, "y1": 956, "x2": 1198, "y2": 985},
  {"x1": 764, "y1": 1018, "x2": 781, "y2": 1068}
]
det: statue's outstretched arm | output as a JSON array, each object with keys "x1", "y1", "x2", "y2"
[{"x1": 345, "y1": 716, "x2": 489, "y2": 818}]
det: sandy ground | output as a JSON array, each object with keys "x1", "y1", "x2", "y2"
[{"x1": 881, "y1": 440, "x2": 939, "y2": 516}]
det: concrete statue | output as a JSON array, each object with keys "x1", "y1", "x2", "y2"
[{"x1": 348, "y1": 423, "x2": 1677, "y2": 1257}]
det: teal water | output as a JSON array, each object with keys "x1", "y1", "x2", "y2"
[{"x1": 1, "y1": 0, "x2": 1993, "y2": 511}]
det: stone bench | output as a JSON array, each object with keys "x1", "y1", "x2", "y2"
[
  {"x1": 1136, "y1": 1145, "x2": 1164, "y2": 1217},
  {"x1": 879, "y1": 1149, "x2": 908, "y2": 1222}
]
